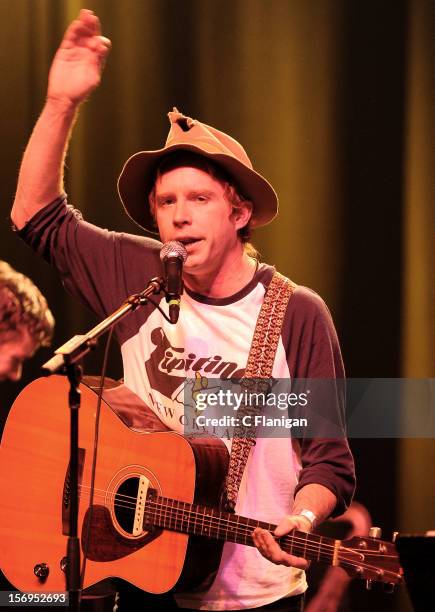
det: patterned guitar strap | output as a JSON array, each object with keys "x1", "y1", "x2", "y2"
[{"x1": 221, "y1": 270, "x2": 296, "y2": 512}]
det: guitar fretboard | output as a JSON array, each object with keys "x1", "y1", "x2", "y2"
[{"x1": 144, "y1": 494, "x2": 336, "y2": 564}]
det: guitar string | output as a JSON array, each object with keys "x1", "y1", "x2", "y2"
[
  {"x1": 76, "y1": 483, "x2": 338, "y2": 555},
  {"x1": 76, "y1": 488, "x2": 342, "y2": 563},
  {"x1": 75, "y1": 484, "x2": 399, "y2": 568},
  {"x1": 333, "y1": 558, "x2": 402, "y2": 581},
  {"x1": 143, "y1": 498, "x2": 400, "y2": 571},
  {"x1": 73, "y1": 487, "x2": 400, "y2": 577},
  {"x1": 77, "y1": 486, "x2": 401, "y2": 579},
  {"x1": 80, "y1": 485, "x2": 396, "y2": 558},
  {"x1": 76, "y1": 483, "x2": 398, "y2": 561},
  {"x1": 140, "y1": 497, "x2": 402, "y2": 578}
]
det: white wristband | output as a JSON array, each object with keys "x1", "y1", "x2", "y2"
[{"x1": 295, "y1": 509, "x2": 317, "y2": 528}]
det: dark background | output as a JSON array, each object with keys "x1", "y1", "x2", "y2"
[{"x1": 1, "y1": 1, "x2": 434, "y2": 610}]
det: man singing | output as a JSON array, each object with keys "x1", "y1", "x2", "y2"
[{"x1": 11, "y1": 9, "x2": 354, "y2": 611}]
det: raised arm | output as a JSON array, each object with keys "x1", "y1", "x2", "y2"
[{"x1": 11, "y1": 9, "x2": 111, "y2": 229}]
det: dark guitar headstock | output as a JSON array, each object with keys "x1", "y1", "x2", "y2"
[{"x1": 338, "y1": 533, "x2": 403, "y2": 585}]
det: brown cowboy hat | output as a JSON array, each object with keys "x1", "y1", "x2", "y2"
[{"x1": 117, "y1": 108, "x2": 278, "y2": 233}]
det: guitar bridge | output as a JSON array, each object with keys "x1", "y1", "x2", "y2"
[{"x1": 132, "y1": 475, "x2": 150, "y2": 536}]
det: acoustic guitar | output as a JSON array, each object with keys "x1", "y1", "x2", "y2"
[{"x1": 0, "y1": 376, "x2": 402, "y2": 594}]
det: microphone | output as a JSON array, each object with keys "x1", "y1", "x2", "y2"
[{"x1": 160, "y1": 240, "x2": 187, "y2": 324}]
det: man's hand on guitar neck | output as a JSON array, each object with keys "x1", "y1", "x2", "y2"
[
  {"x1": 253, "y1": 514, "x2": 312, "y2": 569},
  {"x1": 253, "y1": 483, "x2": 338, "y2": 569}
]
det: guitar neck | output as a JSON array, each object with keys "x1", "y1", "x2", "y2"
[{"x1": 145, "y1": 494, "x2": 337, "y2": 565}]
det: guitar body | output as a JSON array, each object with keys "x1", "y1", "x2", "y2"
[{"x1": 0, "y1": 376, "x2": 228, "y2": 594}]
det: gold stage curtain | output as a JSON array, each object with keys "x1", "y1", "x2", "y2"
[{"x1": 399, "y1": 0, "x2": 435, "y2": 533}]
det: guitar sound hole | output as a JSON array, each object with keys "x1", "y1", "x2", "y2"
[{"x1": 113, "y1": 477, "x2": 140, "y2": 534}]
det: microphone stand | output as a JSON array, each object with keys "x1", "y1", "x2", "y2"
[{"x1": 42, "y1": 277, "x2": 165, "y2": 612}]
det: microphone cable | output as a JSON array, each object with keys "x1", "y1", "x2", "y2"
[{"x1": 79, "y1": 323, "x2": 114, "y2": 591}]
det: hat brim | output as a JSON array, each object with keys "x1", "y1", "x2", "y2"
[{"x1": 117, "y1": 143, "x2": 278, "y2": 234}]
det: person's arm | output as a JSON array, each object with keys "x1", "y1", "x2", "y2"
[
  {"x1": 253, "y1": 286, "x2": 355, "y2": 569},
  {"x1": 253, "y1": 484, "x2": 337, "y2": 570},
  {"x1": 11, "y1": 9, "x2": 110, "y2": 229}
]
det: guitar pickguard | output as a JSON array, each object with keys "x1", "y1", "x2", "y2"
[{"x1": 81, "y1": 505, "x2": 161, "y2": 562}]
